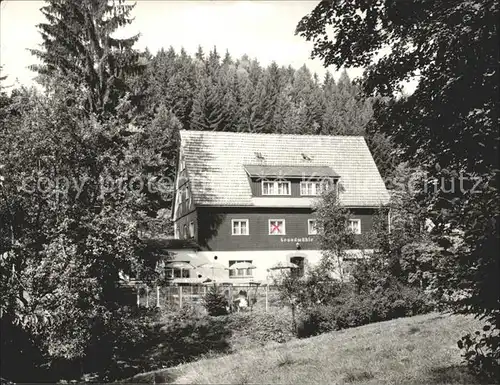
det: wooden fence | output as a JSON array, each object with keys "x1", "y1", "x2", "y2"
[{"x1": 134, "y1": 284, "x2": 283, "y2": 312}]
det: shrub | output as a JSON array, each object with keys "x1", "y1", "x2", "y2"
[
  {"x1": 458, "y1": 324, "x2": 500, "y2": 382},
  {"x1": 152, "y1": 309, "x2": 231, "y2": 368},
  {"x1": 226, "y1": 308, "x2": 295, "y2": 350},
  {"x1": 203, "y1": 285, "x2": 229, "y2": 316},
  {"x1": 296, "y1": 283, "x2": 432, "y2": 338},
  {"x1": 296, "y1": 306, "x2": 336, "y2": 338}
]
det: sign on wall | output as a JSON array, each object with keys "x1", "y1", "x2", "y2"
[{"x1": 280, "y1": 237, "x2": 314, "y2": 243}]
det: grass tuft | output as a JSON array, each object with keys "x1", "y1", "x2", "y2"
[{"x1": 343, "y1": 370, "x2": 375, "y2": 383}]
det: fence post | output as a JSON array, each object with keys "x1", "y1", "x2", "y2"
[
  {"x1": 156, "y1": 285, "x2": 160, "y2": 308},
  {"x1": 136, "y1": 284, "x2": 140, "y2": 307},
  {"x1": 179, "y1": 286, "x2": 183, "y2": 309},
  {"x1": 146, "y1": 286, "x2": 149, "y2": 308}
]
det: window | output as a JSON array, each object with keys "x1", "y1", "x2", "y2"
[
  {"x1": 308, "y1": 219, "x2": 318, "y2": 235},
  {"x1": 228, "y1": 260, "x2": 253, "y2": 278},
  {"x1": 166, "y1": 268, "x2": 190, "y2": 279},
  {"x1": 174, "y1": 225, "x2": 180, "y2": 239},
  {"x1": 262, "y1": 180, "x2": 291, "y2": 195},
  {"x1": 300, "y1": 181, "x2": 322, "y2": 196},
  {"x1": 348, "y1": 219, "x2": 361, "y2": 234},
  {"x1": 300, "y1": 180, "x2": 332, "y2": 196},
  {"x1": 232, "y1": 219, "x2": 249, "y2": 235},
  {"x1": 183, "y1": 224, "x2": 188, "y2": 239},
  {"x1": 269, "y1": 219, "x2": 286, "y2": 235},
  {"x1": 189, "y1": 221, "x2": 195, "y2": 238}
]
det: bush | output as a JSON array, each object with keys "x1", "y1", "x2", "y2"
[
  {"x1": 227, "y1": 309, "x2": 295, "y2": 348},
  {"x1": 458, "y1": 324, "x2": 500, "y2": 382},
  {"x1": 203, "y1": 285, "x2": 229, "y2": 316},
  {"x1": 135, "y1": 307, "x2": 232, "y2": 371},
  {"x1": 297, "y1": 283, "x2": 432, "y2": 338}
]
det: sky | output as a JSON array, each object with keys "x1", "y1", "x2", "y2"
[{"x1": 0, "y1": 0, "x2": 367, "y2": 88}]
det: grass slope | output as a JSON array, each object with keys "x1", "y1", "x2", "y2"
[{"x1": 128, "y1": 312, "x2": 485, "y2": 384}]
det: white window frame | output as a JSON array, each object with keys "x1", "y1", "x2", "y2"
[
  {"x1": 308, "y1": 219, "x2": 318, "y2": 235},
  {"x1": 348, "y1": 219, "x2": 361, "y2": 234},
  {"x1": 261, "y1": 180, "x2": 291, "y2": 196},
  {"x1": 166, "y1": 267, "x2": 190, "y2": 279},
  {"x1": 300, "y1": 181, "x2": 322, "y2": 196},
  {"x1": 269, "y1": 219, "x2": 286, "y2": 235},
  {"x1": 183, "y1": 224, "x2": 188, "y2": 239},
  {"x1": 189, "y1": 221, "x2": 195, "y2": 238},
  {"x1": 231, "y1": 219, "x2": 249, "y2": 236},
  {"x1": 228, "y1": 260, "x2": 253, "y2": 278}
]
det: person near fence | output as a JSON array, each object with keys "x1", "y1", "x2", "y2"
[{"x1": 234, "y1": 290, "x2": 248, "y2": 312}]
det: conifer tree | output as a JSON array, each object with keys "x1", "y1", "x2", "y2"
[{"x1": 29, "y1": 0, "x2": 142, "y2": 117}]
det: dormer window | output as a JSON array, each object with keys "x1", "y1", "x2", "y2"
[
  {"x1": 262, "y1": 180, "x2": 291, "y2": 196},
  {"x1": 300, "y1": 181, "x2": 322, "y2": 196}
]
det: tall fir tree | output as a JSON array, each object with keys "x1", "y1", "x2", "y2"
[{"x1": 29, "y1": 0, "x2": 142, "y2": 117}]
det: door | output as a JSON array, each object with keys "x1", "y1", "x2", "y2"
[{"x1": 290, "y1": 256, "x2": 305, "y2": 278}]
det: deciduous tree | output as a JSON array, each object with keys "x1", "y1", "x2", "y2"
[{"x1": 297, "y1": 0, "x2": 499, "y2": 376}]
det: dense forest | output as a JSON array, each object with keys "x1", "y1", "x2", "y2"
[{"x1": 131, "y1": 46, "x2": 375, "y2": 136}]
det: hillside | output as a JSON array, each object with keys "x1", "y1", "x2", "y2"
[{"x1": 127, "y1": 312, "x2": 485, "y2": 384}]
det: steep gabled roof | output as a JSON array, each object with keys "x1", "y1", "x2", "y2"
[{"x1": 180, "y1": 130, "x2": 389, "y2": 207}]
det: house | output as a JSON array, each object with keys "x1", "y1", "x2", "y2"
[{"x1": 171, "y1": 130, "x2": 390, "y2": 283}]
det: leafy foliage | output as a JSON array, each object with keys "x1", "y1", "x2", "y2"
[
  {"x1": 297, "y1": 284, "x2": 431, "y2": 339},
  {"x1": 314, "y1": 188, "x2": 355, "y2": 281},
  {"x1": 300, "y1": 163, "x2": 434, "y2": 339},
  {"x1": 458, "y1": 326, "x2": 500, "y2": 382},
  {"x1": 297, "y1": 0, "x2": 499, "y2": 375},
  {"x1": 0, "y1": 1, "x2": 177, "y2": 382},
  {"x1": 154, "y1": 307, "x2": 231, "y2": 367}
]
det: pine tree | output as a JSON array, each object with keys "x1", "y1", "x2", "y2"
[
  {"x1": 206, "y1": 46, "x2": 221, "y2": 77},
  {"x1": 219, "y1": 62, "x2": 240, "y2": 131},
  {"x1": 29, "y1": 0, "x2": 142, "y2": 117},
  {"x1": 222, "y1": 49, "x2": 233, "y2": 66},
  {"x1": 203, "y1": 285, "x2": 228, "y2": 316},
  {"x1": 236, "y1": 65, "x2": 265, "y2": 133},
  {"x1": 252, "y1": 62, "x2": 281, "y2": 133},
  {"x1": 169, "y1": 48, "x2": 195, "y2": 128},
  {"x1": 273, "y1": 80, "x2": 294, "y2": 133},
  {"x1": 194, "y1": 45, "x2": 205, "y2": 62}
]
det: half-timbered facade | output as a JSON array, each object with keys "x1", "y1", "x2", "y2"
[{"x1": 171, "y1": 130, "x2": 390, "y2": 283}]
